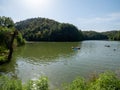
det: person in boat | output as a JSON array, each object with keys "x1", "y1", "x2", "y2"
[
  {"x1": 105, "y1": 45, "x2": 110, "y2": 47},
  {"x1": 72, "y1": 47, "x2": 80, "y2": 50}
]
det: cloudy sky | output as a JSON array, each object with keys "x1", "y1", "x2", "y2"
[{"x1": 0, "y1": 0, "x2": 120, "y2": 31}]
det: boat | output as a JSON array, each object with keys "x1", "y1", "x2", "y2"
[
  {"x1": 105, "y1": 45, "x2": 110, "y2": 47},
  {"x1": 72, "y1": 47, "x2": 80, "y2": 50}
]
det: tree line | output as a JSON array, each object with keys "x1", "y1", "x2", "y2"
[
  {"x1": 15, "y1": 18, "x2": 83, "y2": 41},
  {"x1": 15, "y1": 17, "x2": 120, "y2": 41},
  {"x1": 102, "y1": 31, "x2": 120, "y2": 40},
  {"x1": 83, "y1": 30, "x2": 120, "y2": 40}
]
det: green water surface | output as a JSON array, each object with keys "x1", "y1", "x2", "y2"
[{"x1": 0, "y1": 41, "x2": 120, "y2": 89}]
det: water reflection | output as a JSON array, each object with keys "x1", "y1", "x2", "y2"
[
  {"x1": 16, "y1": 42, "x2": 81, "y2": 64},
  {"x1": 0, "y1": 54, "x2": 18, "y2": 78}
]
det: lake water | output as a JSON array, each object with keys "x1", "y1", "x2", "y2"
[{"x1": 0, "y1": 41, "x2": 120, "y2": 89}]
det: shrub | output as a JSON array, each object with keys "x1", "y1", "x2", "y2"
[
  {"x1": 63, "y1": 77, "x2": 86, "y2": 90},
  {"x1": 89, "y1": 72, "x2": 120, "y2": 90},
  {"x1": 24, "y1": 76, "x2": 48, "y2": 90},
  {"x1": 0, "y1": 56, "x2": 7, "y2": 63},
  {"x1": 0, "y1": 72, "x2": 120, "y2": 90},
  {"x1": 0, "y1": 76, "x2": 22, "y2": 90},
  {"x1": 63, "y1": 72, "x2": 120, "y2": 90},
  {"x1": 0, "y1": 76, "x2": 48, "y2": 90}
]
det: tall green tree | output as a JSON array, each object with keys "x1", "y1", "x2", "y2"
[
  {"x1": 0, "y1": 16, "x2": 25, "y2": 64},
  {"x1": 0, "y1": 16, "x2": 14, "y2": 28},
  {"x1": 0, "y1": 16, "x2": 15, "y2": 48}
]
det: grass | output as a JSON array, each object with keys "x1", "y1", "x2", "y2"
[
  {"x1": 0, "y1": 56, "x2": 8, "y2": 63},
  {"x1": 0, "y1": 47, "x2": 9, "y2": 64},
  {"x1": 0, "y1": 76, "x2": 22, "y2": 90},
  {"x1": 24, "y1": 76, "x2": 48, "y2": 90},
  {"x1": 0, "y1": 76, "x2": 48, "y2": 90},
  {"x1": 0, "y1": 71, "x2": 120, "y2": 90},
  {"x1": 63, "y1": 71, "x2": 120, "y2": 90}
]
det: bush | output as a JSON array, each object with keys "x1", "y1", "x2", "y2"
[
  {"x1": 63, "y1": 77, "x2": 86, "y2": 90},
  {"x1": 0, "y1": 56, "x2": 7, "y2": 63},
  {"x1": 0, "y1": 72, "x2": 120, "y2": 90},
  {"x1": 89, "y1": 72, "x2": 120, "y2": 90},
  {"x1": 0, "y1": 76, "x2": 22, "y2": 90},
  {"x1": 24, "y1": 76, "x2": 48, "y2": 90},
  {"x1": 16, "y1": 32, "x2": 25, "y2": 46},
  {"x1": 0, "y1": 76, "x2": 48, "y2": 90},
  {"x1": 63, "y1": 72, "x2": 120, "y2": 90}
]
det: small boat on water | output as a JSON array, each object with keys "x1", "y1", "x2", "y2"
[
  {"x1": 72, "y1": 47, "x2": 80, "y2": 50},
  {"x1": 105, "y1": 45, "x2": 110, "y2": 47}
]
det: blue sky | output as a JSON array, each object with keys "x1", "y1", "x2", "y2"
[{"x1": 0, "y1": 0, "x2": 120, "y2": 32}]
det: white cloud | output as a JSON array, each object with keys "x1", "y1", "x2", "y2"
[
  {"x1": 78, "y1": 12, "x2": 120, "y2": 24},
  {"x1": 20, "y1": 0, "x2": 55, "y2": 12},
  {"x1": 109, "y1": 12, "x2": 120, "y2": 18},
  {"x1": 76, "y1": 13, "x2": 120, "y2": 31}
]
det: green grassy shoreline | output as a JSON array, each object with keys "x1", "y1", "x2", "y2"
[{"x1": 0, "y1": 71, "x2": 120, "y2": 90}]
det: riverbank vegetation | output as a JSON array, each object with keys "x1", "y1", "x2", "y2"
[
  {"x1": 0, "y1": 71, "x2": 120, "y2": 90},
  {"x1": 102, "y1": 30, "x2": 120, "y2": 40},
  {"x1": 63, "y1": 71, "x2": 120, "y2": 90},
  {"x1": 82, "y1": 31, "x2": 108, "y2": 40},
  {"x1": 82, "y1": 31, "x2": 120, "y2": 40},
  {"x1": 0, "y1": 76, "x2": 48, "y2": 90},
  {"x1": 0, "y1": 16, "x2": 25, "y2": 64}
]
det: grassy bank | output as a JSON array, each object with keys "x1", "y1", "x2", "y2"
[
  {"x1": 0, "y1": 76, "x2": 48, "y2": 90},
  {"x1": 63, "y1": 71, "x2": 120, "y2": 90},
  {"x1": 0, "y1": 71, "x2": 120, "y2": 90},
  {"x1": 0, "y1": 47, "x2": 9, "y2": 64}
]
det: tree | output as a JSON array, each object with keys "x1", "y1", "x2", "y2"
[
  {"x1": 83, "y1": 31, "x2": 108, "y2": 40},
  {"x1": 0, "y1": 16, "x2": 14, "y2": 28},
  {"x1": 102, "y1": 30, "x2": 120, "y2": 41},
  {"x1": 0, "y1": 16, "x2": 25, "y2": 63}
]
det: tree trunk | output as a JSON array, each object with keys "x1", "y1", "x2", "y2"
[{"x1": 7, "y1": 31, "x2": 17, "y2": 61}]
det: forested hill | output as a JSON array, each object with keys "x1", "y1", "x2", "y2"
[
  {"x1": 15, "y1": 18, "x2": 83, "y2": 41},
  {"x1": 82, "y1": 30, "x2": 120, "y2": 40},
  {"x1": 82, "y1": 31, "x2": 108, "y2": 40},
  {"x1": 102, "y1": 31, "x2": 120, "y2": 40}
]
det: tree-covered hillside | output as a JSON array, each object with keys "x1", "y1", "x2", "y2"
[
  {"x1": 82, "y1": 30, "x2": 120, "y2": 40},
  {"x1": 15, "y1": 18, "x2": 83, "y2": 41},
  {"x1": 102, "y1": 30, "x2": 120, "y2": 40},
  {"x1": 82, "y1": 31, "x2": 108, "y2": 40},
  {"x1": 15, "y1": 17, "x2": 120, "y2": 41}
]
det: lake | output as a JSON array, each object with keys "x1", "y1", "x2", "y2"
[{"x1": 0, "y1": 41, "x2": 120, "y2": 89}]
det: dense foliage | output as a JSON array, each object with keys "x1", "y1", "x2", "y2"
[
  {"x1": 82, "y1": 31, "x2": 108, "y2": 40},
  {"x1": 15, "y1": 17, "x2": 120, "y2": 41},
  {"x1": 82, "y1": 30, "x2": 120, "y2": 40},
  {"x1": 15, "y1": 18, "x2": 83, "y2": 41},
  {"x1": 0, "y1": 76, "x2": 48, "y2": 90},
  {"x1": 102, "y1": 30, "x2": 120, "y2": 40},
  {"x1": 0, "y1": 16, "x2": 25, "y2": 63},
  {"x1": 0, "y1": 72, "x2": 120, "y2": 90},
  {"x1": 63, "y1": 71, "x2": 120, "y2": 90},
  {"x1": 0, "y1": 16, "x2": 15, "y2": 63}
]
